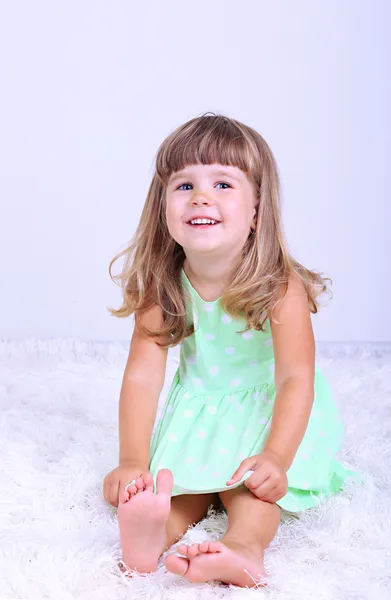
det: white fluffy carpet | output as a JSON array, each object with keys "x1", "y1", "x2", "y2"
[{"x1": 0, "y1": 339, "x2": 390, "y2": 600}]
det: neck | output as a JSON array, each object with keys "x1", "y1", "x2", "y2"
[{"x1": 183, "y1": 256, "x2": 239, "y2": 299}]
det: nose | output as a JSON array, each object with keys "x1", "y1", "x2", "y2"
[{"x1": 191, "y1": 192, "x2": 213, "y2": 206}]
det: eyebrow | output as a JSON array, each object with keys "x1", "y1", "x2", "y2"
[{"x1": 169, "y1": 168, "x2": 241, "y2": 185}]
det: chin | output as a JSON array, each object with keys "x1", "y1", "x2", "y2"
[{"x1": 183, "y1": 242, "x2": 230, "y2": 256}]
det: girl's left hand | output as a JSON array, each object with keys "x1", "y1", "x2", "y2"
[{"x1": 226, "y1": 450, "x2": 289, "y2": 503}]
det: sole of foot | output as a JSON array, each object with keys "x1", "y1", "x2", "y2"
[
  {"x1": 118, "y1": 468, "x2": 173, "y2": 574},
  {"x1": 164, "y1": 539, "x2": 268, "y2": 588}
]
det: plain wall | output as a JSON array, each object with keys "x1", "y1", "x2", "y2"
[{"x1": 0, "y1": 1, "x2": 389, "y2": 342}]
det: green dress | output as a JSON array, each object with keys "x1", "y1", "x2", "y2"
[{"x1": 149, "y1": 268, "x2": 361, "y2": 514}]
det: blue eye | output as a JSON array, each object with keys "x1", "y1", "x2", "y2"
[{"x1": 177, "y1": 182, "x2": 231, "y2": 190}]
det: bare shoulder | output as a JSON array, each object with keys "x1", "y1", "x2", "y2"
[
  {"x1": 273, "y1": 272, "x2": 307, "y2": 319},
  {"x1": 135, "y1": 303, "x2": 167, "y2": 337},
  {"x1": 282, "y1": 272, "x2": 307, "y2": 299}
]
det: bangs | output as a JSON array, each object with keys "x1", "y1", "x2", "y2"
[{"x1": 156, "y1": 115, "x2": 257, "y2": 186}]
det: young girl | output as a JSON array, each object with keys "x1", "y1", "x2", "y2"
[{"x1": 103, "y1": 113, "x2": 361, "y2": 588}]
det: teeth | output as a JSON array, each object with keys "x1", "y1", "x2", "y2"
[{"x1": 190, "y1": 218, "x2": 218, "y2": 225}]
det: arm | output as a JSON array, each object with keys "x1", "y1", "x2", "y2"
[
  {"x1": 119, "y1": 304, "x2": 168, "y2": 468},
  {"x1": 263, "y1": 273, "x2": 315, "y2": 471}
]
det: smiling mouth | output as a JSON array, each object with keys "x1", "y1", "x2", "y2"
[{"x1": 186, "y1": 221, "x2": 221, "y2": 228}]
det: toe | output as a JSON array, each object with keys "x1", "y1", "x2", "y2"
[
  {"x1": 135, "y1": 476, "x2": 144, "y2": 491},
  {"x1": 164, "y1": 554, "x2": 189, "y2": 576},
  {"x1": 177, "y1": 544, "x2": 189, "y2": 556},
  {"x1": 156, "y1": 469, "x2": 174, "y2": 497},
  {"x1": 199, "y1": 541, "x2": 210, "y2": 553},
  {"x1": 143, "y1": 472, "x2": 154, "y2": 492},
  {"x1": 209, "y1": 541, "x2": 223, "y2": 553},
  {"x1": 188, "y1": 544, "x2": 200, "y2": 557}
]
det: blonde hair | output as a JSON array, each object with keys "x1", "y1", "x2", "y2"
[{"x1": 107, "y1": 112, "x2": 332, "y2": 348}]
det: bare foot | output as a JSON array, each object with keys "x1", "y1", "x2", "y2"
[
  {"x1": 118, "y1": 468, "x2": 173, "y2": 574},
  {"x1": 164, "y1": 538, "x2": 268, "y2": 588}
]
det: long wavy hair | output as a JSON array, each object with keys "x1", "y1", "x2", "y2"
[{"x1": 107, "y1": 112, "x2": 332, "y2": 348}]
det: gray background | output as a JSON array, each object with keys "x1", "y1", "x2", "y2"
[{"x1": 0, "y1": 1, "x2": 389, "y2": 342}]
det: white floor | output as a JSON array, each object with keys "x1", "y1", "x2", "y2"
[{"x1": 0, "y1": 339, "x2": 390, "y2": 600}]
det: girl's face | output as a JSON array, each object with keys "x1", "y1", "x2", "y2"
[{"x1": 165, "y1": 163, "x2": 258, "y2": 255}]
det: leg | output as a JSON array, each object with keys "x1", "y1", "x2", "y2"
[
  {"x1": 165, "y1": 484, "x2": 281, "y2": 588},
  {"x1": 219, "y1": 482, "x2": 281, "y2": 552},
  {"x1": 164, "y1": 491, "x2": 219, "y2": 550},
  {"x1": 118, "y1": 469, "x2": 218, "y2": 575}
]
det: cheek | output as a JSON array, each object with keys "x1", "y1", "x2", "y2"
[
  {"x1": 224, "y1": 199, "x2": 252, "y2": 224},
  {"x1": 224, "y1": 211, "x2": 253, "y2": 234},
  {"x1": 166, "y1": 205, "x2": 177, "y2": 223},
  {"x1": 165, "y1": 201, "x2": 183, "y2": 236}
]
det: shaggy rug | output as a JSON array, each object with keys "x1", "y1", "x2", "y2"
[{"x1": 0, "y1": 339, "x2": 390, "y2": 600}]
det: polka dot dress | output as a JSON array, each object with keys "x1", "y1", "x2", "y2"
[{"x1": 149, "y1": 268, "x2": 361, "y2": 515}]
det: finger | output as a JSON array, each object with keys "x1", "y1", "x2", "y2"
[
  {"x1": 226, "y1": 459, "x2": 256, "y2": 485},
  {"x1": 107, "y1": 481, "x2": 113, "y2": 505},
  {"x1": 119, "y1": 487, "x2": 126, "y2": 505},
  {"x1": 120, "y1": 480, "x2": 133, "y2": 504},
  {"x1": 110, "y1": 480, "x2": 120, "y2": 507},
  {"x1": 115, "y1": 480, "x2": 121, "y2": 506},
  {"x1": 247, "y1": 474, "x2": 272, "y2": 494},
  {"x1": 104, "y1": 478, "x2": 112, "y2": 504},
  {"x1": 126, "y1": 482, "x2": 138, "y2": 498},
  {"x1": 259, "y1": 483, "x2": 280, "y2": 503},
  {"x1": 250, "y1": 478, "x2": 275, "y2": 499},
  {"x1": 244, "y1": 467, "x2": 270, "y2": 490}
]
